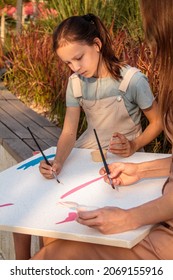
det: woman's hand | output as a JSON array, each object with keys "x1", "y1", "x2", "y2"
[
  {"x1": 109, "y1": 132, "x2": 136, "y2": 157},
  {"x1": 100, "y1": 162, "x2": 141, "y2": 186},
  {"x1": 39, "y1": 159, "x2": 63, "y2": 179},
  {"x1": 77, "y1": 207, "x2": 135, "y2": 234}
]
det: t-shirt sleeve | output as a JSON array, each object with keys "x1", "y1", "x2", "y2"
[
  {"x1": 66, "y1": 77, "x2": 80, "y2": 107},
  {"x1": 128, "y1": 72, "x2": 155, "y2": 110}
]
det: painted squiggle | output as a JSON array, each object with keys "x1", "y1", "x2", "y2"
[
  {"x1": 0, "y1": 203, "x2": 14, "y2": 208},
  {"x1": 60, "y1": 175, "x2": 104, "y2": 199},
  {"x1": 17, "y1": 154, "x2": 56, "y2": 170},
  {"x1": 56, "y1": 212, "x2": 77, "y2": 224}
]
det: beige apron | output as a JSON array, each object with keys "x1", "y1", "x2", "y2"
[{"x1": 73, "y1": 67, "x2": 142, "y2": 149}]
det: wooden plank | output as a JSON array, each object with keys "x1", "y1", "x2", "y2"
[
  {"x1": 44, "y1": 126, "x2": 61, "y2": 138},
  {"x1": 0, "y1": 90, "x2": 18, "y2": 100},
  {"x1": 0, "y1": 83, "x2": 60, "y2": 161},
  {"x1": 0, "y1": 126, "x2": 55, "y2": 160},
  {"x1": 2, "y1": 139, "x2": 34, "y2": 162},
  {"x1": 8, "y1": 99, "x2": 56, "y2": 127},
  {"x1": 0, "y1": 102, "x2": 56, "y2": 141},
  {"x1": 24, "y1": 139, "x2": 50, "y2": 151},
  {"x1": 0, "y1": 107, "x2": 28, "y2": 138},
  {"x1": 0, "y1": 123, "x2": 18, "y2": 139},
  {"x1": 25, "y1": 135, "x2": 57, "y2": 148},
  {"x1": 40, "y1": 137, "x2": 58, "y2": 147},
  {"x1": 0, "y1": 93, "x2": 5, "y2": 100},
  {"x1": 2, "y1": 138, "x2": 56, "y2": 163},
  {"x1": 26, "y1": 125, "x2": 58, "y2": 142}
]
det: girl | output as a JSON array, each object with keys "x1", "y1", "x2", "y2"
[{"x1": 40, "y1": 13, "x2": 162, "y2": 179}]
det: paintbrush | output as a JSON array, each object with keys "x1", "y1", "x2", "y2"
[
  {"x1": 27, "y1": 127, "x2": 60, "y2": 183},
  {"x1": 93, "y1": 129, "x2": 118, "y2": 190}
]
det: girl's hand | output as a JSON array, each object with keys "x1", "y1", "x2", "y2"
[
  {"x1": 109, "y1": 132, "x2": 136, "y2": 157},
  {"x1": 100, "y1": 162, "x2": 140, "y2": 186},
  {"x1": 51, "y1": 159, "x2": 63, "y2": 176},
  {"x1": 39, "y1": 159, "x2": 63, "y2": 179},
  {"x1": 77, "y1": 207, "x2": 135, "y2": 234}
]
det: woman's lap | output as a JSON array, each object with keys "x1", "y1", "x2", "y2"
[{"x1": 31, "y1": 225, "x2": 173, "y2": 260}]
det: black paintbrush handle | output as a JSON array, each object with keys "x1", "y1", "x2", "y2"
[
  {"x1": 93, "y1": 129, "x2": 115, "y2": 189},
  {"x1": 93, "y1": 129, "x2": 110, "y2": 174},
  {"x1": 27, "y1": 127, "x2": 61, "y2": 184},
  {"x1": 27, "y1": 127, "x2": 51, "y2": 166}
]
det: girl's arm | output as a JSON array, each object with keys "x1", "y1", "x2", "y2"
[
  {"x1": 54, "y1": 106, "x2": 81, "y2": 170},
  {"x1": 132, "y1": 100, "x2": 163, "y2": 152},
  {"x1": 39, "y1": 106, "x2": 80, "y2": 178},
  {"x1": 109, "y1": 101, "x2": 163, "y2": 157}
]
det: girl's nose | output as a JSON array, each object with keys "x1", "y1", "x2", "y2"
[{"x1": 72, "y1": 62, "x2": 80, "y2": 73}]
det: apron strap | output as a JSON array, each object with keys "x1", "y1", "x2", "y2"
[
  {"x1": 70, "y1": 73, "x2": 82, "y2": 98},
  {"x1": 71, "y1": 67, "x2": 141, "y2": 98},
  {"x1": 118, "y1": 67, "x2": 140, "y2": 92}
]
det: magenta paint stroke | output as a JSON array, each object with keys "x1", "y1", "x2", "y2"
[
  {"x1": 56, "y1": 212, "x2": 77, "y2": 224},
  {"x1": 0, "y1": 203, "x2": 14, "y2": 208},
  {"x1": 60, "y1": 175, "x2": 104, "y2": 199}
]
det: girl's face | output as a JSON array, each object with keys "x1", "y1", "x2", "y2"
[{"x1": 56, "y1": 40, "x2": 101, "y2": 78}]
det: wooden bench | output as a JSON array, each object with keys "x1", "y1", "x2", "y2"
[
  {"x1": 0, "y1": 82, "x2": 61, "y2": 162},
  {"x1": 0, "y1": 81, "x2": 62, "y2": 259}
]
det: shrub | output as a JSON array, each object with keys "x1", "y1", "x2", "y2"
[
  {"x1": 3, "y1": 25, "x2": 171, "y2": 153},
  {"x1": 4, "y1": 25, "x2": 70, "y2": 126}
]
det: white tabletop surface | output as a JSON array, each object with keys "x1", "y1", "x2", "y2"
[{"x1": 0, "y1": 147, "x2": 170, "y2": 248}]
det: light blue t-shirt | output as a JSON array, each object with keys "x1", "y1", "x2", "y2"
[{"x1": 66, "y1": 66, "x2": 154, "y2": 125}]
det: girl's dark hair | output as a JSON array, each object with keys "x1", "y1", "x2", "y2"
[{"x1": 53, "y1": 14, "x2": 125, "y2": 80}]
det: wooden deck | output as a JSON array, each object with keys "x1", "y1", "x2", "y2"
[
  {"x1": 0, "y1": 82, "x2": 61, "y2": 163},
  {"x1": 0, "y1": 82, "x2": 62, "y2": 259}
]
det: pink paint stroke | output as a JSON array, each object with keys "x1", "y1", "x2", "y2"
[
  {"x1": 60, "y1": 175, "x2": 104, "y2": 199},
  {"x1": 0, "y1": 203, "x2": 14, "y2": 208},
  {"x1": 56, "y1": 212, "x2": 77, "y2": 224}
]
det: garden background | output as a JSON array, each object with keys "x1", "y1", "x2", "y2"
[{"x1": 0, "y1": 0, "x2": 171, "y2": 154}]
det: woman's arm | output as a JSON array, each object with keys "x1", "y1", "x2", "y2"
[
  {"x1": 77, "y1": 157, "x2": 173, "y2": 234},
  {"x1": 129, "y1": 185, "x2": 173, "y2": 230},
  {"x1": 77, "y1": 187, "x2": 173, "y2": 234},
  {"x1": 99, "y1": 156, "x2": 171, "y2": 186}
]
